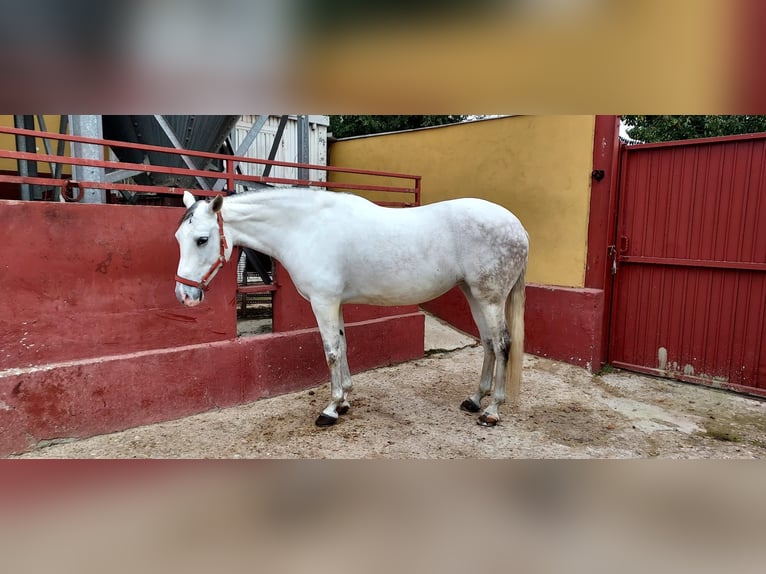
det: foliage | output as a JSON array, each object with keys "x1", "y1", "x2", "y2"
[
  {"x1": 621, "y1": 115, "x2": 766, "y2": 144},
  {"x1": 329, "y1": 115, "x2": 466, "y2": 139}
]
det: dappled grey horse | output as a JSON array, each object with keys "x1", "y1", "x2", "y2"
[{"x1": 174, "y1": 188, "x2": 529, "y2": 427}]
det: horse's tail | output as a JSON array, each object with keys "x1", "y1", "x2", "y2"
[{"x1": 505, "y1": 263, "x2": 526, "y2": 406}]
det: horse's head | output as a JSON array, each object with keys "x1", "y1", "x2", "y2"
[{"x1": 174, "y1": 190, "x2": 232, "y2": 307}]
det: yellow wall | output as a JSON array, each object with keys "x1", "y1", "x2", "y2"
[
  {"x1": 0, "y1": 115, "x2": 72, "y2": 175},
  {"x1": 329, "y1": 116, "x2": 596, "y2": 288}
]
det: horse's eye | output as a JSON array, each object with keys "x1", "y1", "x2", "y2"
[{"x1": 196, "y1": 236, "x2": 209, "y2": 246}]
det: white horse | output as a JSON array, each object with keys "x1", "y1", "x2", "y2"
[{"x1": 175, "y1": 188, "x2": 529, "y2": 427}]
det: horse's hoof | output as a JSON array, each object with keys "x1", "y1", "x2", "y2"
[
  {"x1": 315, "y1": 414, "x2": 338, "y2": 427},
  {"x1": 337, "y1": 405, "x2": 350, "y2": 416},
  {"x1": 460, "y1": 399, "x2": 481, "y2": 413},
  {"x1": 477, "y1": 414, "x2": 498, "y2": 427}
]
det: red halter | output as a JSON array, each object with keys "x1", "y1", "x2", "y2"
[{"x1": 175, "y1": 210, "x2": 228, "y2": 291}]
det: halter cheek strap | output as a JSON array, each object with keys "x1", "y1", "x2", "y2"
[{"x1": 175, "y1": 210, "x2": 229, "y2": 291}]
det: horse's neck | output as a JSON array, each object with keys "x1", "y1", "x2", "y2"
[{"x1": 221, "y1": 190, "x2": 318, "y2": 260}]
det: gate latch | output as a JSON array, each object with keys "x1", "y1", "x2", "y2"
[{"x1": 608, "y1": 245, "x2": 617, "y2": 275}]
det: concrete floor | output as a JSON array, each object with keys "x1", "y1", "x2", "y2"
[{"x1": 422, "y1": 311, "x2": 476, "y2": 352}]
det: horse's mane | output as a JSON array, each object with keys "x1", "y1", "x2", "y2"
[{"x1": 178, "y1": 187, "x2": 335, "y2": 225}]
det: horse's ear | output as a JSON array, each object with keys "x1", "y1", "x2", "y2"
[
  {"x1": 210, "y1": 195, "x2": 224, "y2": 213},
  {"x1": 182, "y1": 190, "x2": 196, "y2": 208}
]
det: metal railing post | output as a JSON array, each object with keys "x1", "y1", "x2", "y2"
[
  {"x1": 414, "y1": 176, "x2": 422, "y2": 206},
  {"x1": 226, "y1": 157, "x2": 235, "y2": 193},
  {"x1": 13, "y1": 115, "x2": 31, "y2": 200},
  {"x1": 69, "y1": 115, "x2": 106, "y2": 203}
]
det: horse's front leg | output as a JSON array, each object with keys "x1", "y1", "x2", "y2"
[{"x1": 311, "y1": 299, "x2": 350, "y2": 427}]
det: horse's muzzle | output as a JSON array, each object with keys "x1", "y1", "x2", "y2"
[{"x1": 175, "y1": 282, "x2": 204, "y2": 307}]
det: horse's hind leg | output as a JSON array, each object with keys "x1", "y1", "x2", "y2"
[
  {"x1": 461, "y1": 283, "x2": 511, "y2": 426},
  {"x1": 336, "y1": 313, "x2": 352, "y2": 415},
  {"x1": 477, "y1": 300, "x2": 510, "y2": 427},
  {"x1": 458, "y1": 285, "x2": 496, "y2": 415},
  {"x1": 311, "y1": 299, "x2": 351, "y2": 427}
]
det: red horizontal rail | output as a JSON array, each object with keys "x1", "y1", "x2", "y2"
[
  {"x1": 237, "y1": 284, "x2": 278, "y2": 295},
  {"x1": 67, "y1": 180, "x2": 217, "y2": 198},
  {"x1": 0, "y1": 174, "x2": 417, "y2": 207},
  {"x1": 0, "y1": 148, "x2": 227, "y2": 183},
  {"x1": 370, "y1": 200, "x2": 418, "y2": 207},
  {"x1": 0, "y1": 125, "x2": 421, "y2": 182},
  {"x1": 619, "y1": 255, "x2": 766, "y2": 272},
  {"x1": 269, "y1": 178, "x2": 414, "y2": 194},
  {"x1": 0, "y1": 124, "x2": 421, "y2": 206},
  {"x1": 0, "y1": 174, "x2": 68, "y2": 189},
  {"x1": 0, "y1": 175, "x2": 417, "y2": 203},
  {"x1": 0, "y1": 166, "x2": 415, "y2": 196}
]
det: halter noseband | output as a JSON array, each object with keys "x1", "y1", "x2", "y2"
[{"x1": 175, "y1": 210, "x2": 228, "y2": 291}]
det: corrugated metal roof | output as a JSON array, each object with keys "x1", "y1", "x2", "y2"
[{"x1": 103, "y1": 115, "x2": 240, "y2": 188}]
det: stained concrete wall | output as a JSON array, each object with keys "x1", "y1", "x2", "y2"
[{"x1": 0, "y1": 200, "x2": 423, "y2": 456}]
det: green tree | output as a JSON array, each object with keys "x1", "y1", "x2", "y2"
[
  {"x1": 329, "y1": 115, "x2": 466, "y2": 138},
  {"x1": 621, "y1": 115, "x2": 766, "y2": 143}
]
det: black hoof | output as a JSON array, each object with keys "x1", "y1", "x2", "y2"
[
  {"x1": 337, "y1": 405, "x2": 350, "y2": 416},
  {"x1": 477, "y1": 414, "x2": 498, "y2": 427},
  {"x1": 315, "y1": 414, "x2": 338, "y2": 427},
  {"x1": 460, "y1": 399, "x2": 481, "y2": 413}
]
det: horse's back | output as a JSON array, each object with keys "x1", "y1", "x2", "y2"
[
  {"x1": 345, "y1": 194, "x2": 523, "y2": 235},
  {"x1": 422, "y1": 197, "x2": 528, "y2": 257},
  {"x1": 336, "y1": 193, "x2": 529, "y2": 268},
  {"x1": 426, "y1": 196, "x2": 524, "y2": 229},
  {"x1": 320, "y1": 194, "x2": 528, "y2": 305}
]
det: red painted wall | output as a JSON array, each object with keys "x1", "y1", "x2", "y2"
[
  {"x1": 272, "y1": 261, "x2": 420, "y2": 331},
  {"x1": 0, "y1": 200, "x2": 237, "y2": 370},
  {"x1": 0, "y1": 313, "x2": 424, "y2": 455},
  {"x1": 421, "y1": 284, "x2": 605, "y2": 370},
  {"x1": 0, "y1": 199, "x2": 425, "y2": 456}
]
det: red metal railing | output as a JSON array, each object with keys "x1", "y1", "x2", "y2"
[
  {"x1": 0, "y1": 124, "x2": 422, "y2": 310},
  {"x1": 0, "y1": 125, "x2": 422, "y2": 206}
]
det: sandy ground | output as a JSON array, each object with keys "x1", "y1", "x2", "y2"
[{"x1": 13, "y1": 314, "x2": 766, "y2": 459}]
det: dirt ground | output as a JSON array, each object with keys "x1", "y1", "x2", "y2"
[{"x1": 13, "y1": 315, "x2": 766, "y2": 459}]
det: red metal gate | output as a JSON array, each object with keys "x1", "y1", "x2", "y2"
[{"x1": 610, "y1": 133, "x2": 766, "y2": 397}]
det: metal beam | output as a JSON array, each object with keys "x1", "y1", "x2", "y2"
[
  {"x1": 297, "y1": 114, "x2": 310, "y2": 181},
  {"x1": 262, "y1": 115, "x2": 289, "y2": 178},
  {"x1": 243, "y1": 247, "x2": 273, "y2": 284},
  {"x1": 234, "y1": 115, "x2": 269, "y2": 157},
  {"x1": 105, "y1": 169, "x2": 145, "y2": 183},
  {"x1": 153, "y1": 115, "x2": 211, "y2": 190},
  {"x1": 212, "y1": 114, "x2": 269, "y2": 192},
  {"x1": 69, "y1": 115, "x2": 106, "y2": 203},
  {"x1": 22, "y1": 116, "x2": 41, "y2": 199},
  {"x1": 53, "y1": 115, "x2": 68, "y2": 201},
  {"x1": 35, "y1": 115, "x2": 58, "y2": 177},
  {"x1": 35, "y1": 115, "x2": 69, "y2": 202}
]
